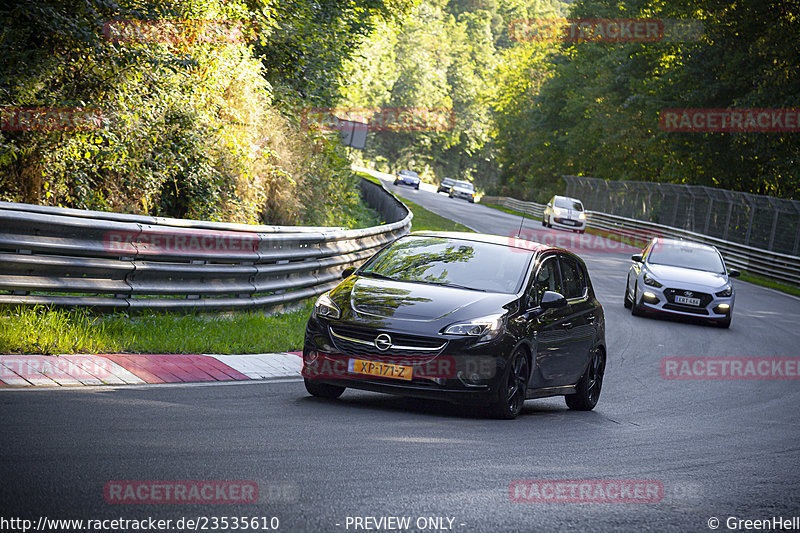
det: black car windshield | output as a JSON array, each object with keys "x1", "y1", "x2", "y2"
[
  {"x1": 360, "y1": 236, "x2": 532, "y2": 293},
  {"x1": 400, "y1": 170, "x2": 418, "y2": 177},
  {"x1": 554, "y1": 197, "x2": 583, "y2": 211},
  {"x1": 455, "y1": 181, "x2": 474, "y2": 191},
  {"x1": 648, "y1": 242, "x2": 725, "y2": 273}
]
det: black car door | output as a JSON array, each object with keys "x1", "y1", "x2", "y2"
[
  {"x1": 523, "y1": 254, "x2": 575, "y2": 389},
  {"x1": 557, "y1": 253, "x2": 597, "y2": 385}
]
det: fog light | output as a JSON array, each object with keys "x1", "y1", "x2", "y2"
[
  {"x1": 643, "y1": 291, "x2": 658, "y2": 301},
  {"x1": 457, "y1": 371, "x2": 483, "y2": 387},
  {"x1": 718, "y1": 303, "x2": 730, "y2": 310}
]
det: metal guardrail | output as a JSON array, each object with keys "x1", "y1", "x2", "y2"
[
  {"x1": 0, "y1": 178, "x2": 411, "y2": 311},
  {"x1": 563, "y1": 175, "x2": 800, "y2": 256},
  {"x1": 482, "y1": 196, "x2": 800, "y2": 287}
]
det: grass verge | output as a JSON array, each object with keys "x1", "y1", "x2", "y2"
[
  {"x1": 0, "y1": 301, "x2": 312, "y2": 355},
  {"x1": 402, "y1": 197, "x2": 474, "y2": 233},
  {"x1": 483, "y1": 203, "x2": 800, "y2": 297}
]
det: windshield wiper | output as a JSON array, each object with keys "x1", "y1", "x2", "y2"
[
  {"x1": 426, "y1": 281, "x2": 486, "y2": 292},
  {"x1": 359, "y1": 271, "x2": 397, "y2": 281}
]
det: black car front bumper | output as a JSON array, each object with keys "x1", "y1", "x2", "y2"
[{"x1": 302, "y1": 316, "x2": 513, "y2": 405}]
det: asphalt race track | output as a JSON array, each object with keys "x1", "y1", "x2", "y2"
[{"x1": 2, "y1": 177, "x2": 799, "y2": 532}]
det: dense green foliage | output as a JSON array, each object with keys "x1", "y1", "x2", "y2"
[
  {"x1": 342, "y1": 0, "x2": 567, "y2": 186},
  {"x1": 0, "y1": 0, "x2": 389, "y2": 227},
  {"x1": 2, "y1": 0, "x2": 795, "y2": 223},
  {"x1": 346, "y1": 0, "x2": 798, "y2": 201},
  {"x1": 494, "y1": 0, "x2": 800, "y2": 202}
]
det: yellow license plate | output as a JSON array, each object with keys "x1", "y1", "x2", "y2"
[{"x1": 348, "y1": 359, "x2": 413, "y2": 381}]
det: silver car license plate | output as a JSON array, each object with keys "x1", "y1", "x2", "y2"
[{"x1": 675, "y1": 295, "x2": 701, "y2": 306}]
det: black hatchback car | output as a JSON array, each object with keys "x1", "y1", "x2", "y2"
[{"x1": 302, "y1": 232, "x2": 606, "y2": 419}]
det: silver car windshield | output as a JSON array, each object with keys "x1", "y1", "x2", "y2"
[{"x1": 648, "y1": 243, "x2": 725, "y2": 273}]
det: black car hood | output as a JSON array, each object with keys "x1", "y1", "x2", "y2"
[{"x1": 331, "y1": 276, "x2": 516, "y2": 327}]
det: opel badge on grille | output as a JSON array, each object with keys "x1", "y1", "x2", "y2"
[{"x1": 374, "y1": 334, "x2": 392, "y2": 351}]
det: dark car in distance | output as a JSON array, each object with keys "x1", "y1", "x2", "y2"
[
  {"x1": 302, "y1": 232, "x2": 606, "y2": 419},
  {"x1": 393, "y1": 170, "x2": 420, "y2": 189}
]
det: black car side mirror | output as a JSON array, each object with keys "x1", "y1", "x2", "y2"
[
  {"x1": 631, "y1": 253, "x2": 643, "y2": 263},
  {"x1": 728, "y1": 269, "x2": 741, "y2": 278},
  {"x1": 341, "y1": 266, "x2": 356, "y2": 279},
  {"x1": 540, "y1": 291, "x2": 568, "y2": 310}
]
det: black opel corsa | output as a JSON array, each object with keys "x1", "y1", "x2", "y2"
[{"x1": 302, "y1": 232, "x2": 606, "y2": 419}]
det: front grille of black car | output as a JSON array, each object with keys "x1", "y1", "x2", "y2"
[
  {"x1": 664, "y1": 288, "x2": 713, "y2": 308},
  {"x1": 329, "y1": 325, "x2": 447, "y2": 362}
]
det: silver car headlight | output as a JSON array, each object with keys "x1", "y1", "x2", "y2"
[
  {"x1": 313, "y1": 293, "x2": 340, "y2": 319},
  {"x1": 643, "y1": 273, "x2": 663, "y2": 288},
  {"x1": 715, "y1": 285, "x2": 733, "y2": 297},
  {"x1": 444, "y1": 314, "x2": 503, "y2": 340}
]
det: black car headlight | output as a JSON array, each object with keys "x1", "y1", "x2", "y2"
[
  {"x1": 443, "y1": 314, "x2": 503, "y2": 340},
  {"x1": 643, "y1": 274, "x2": 663, "y2": 288},
  {"x1": 312, "y1": 293, "x2": 340, "y2": 320},
  {"x1": 715, "y1": 285, "x2": 733, "y2": 297}
]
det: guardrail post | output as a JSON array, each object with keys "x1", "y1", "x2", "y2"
[
  {"x1": 722, "y1": 195, "x2": 734, "y2": 241},
  {"x1": 744, "y1": 199, "x2": 755, "y2": 247},
  {"x1": 768, "y1": 209, "x2": 779, "y2": 251},
  {"x1": 794, "y1": 222, "x2": 800, "y2": 257}
]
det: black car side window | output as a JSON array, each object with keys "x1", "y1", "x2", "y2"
[
  {"x1": 559, "y1": 255, "x2": 587, "y2": 300},
  {"x1": 529, "y1": 257, "x2": 562, "y2": 307}
]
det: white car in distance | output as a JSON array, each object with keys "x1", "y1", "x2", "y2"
[
  {"x1": 449, "y1": 180, "x2": 476, "y2": 203},
  {"x1": 542, "y1": 196, "x2": 586, "y2": 233}
]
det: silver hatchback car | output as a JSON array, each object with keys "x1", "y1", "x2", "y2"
[{"x1": 624, "y1": 238, "x2": 740, "y2": 328}]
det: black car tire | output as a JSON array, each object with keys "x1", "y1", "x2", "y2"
[
  {"x1": 304, "y1": 379, "x2": 345, "y2": 399},
  {"x1": 623, "y1": 275, "x2": 633, "y2": 309},
  {"x1": 489, "y1": 348, "x2": 530, "y2": 420},
  {"x1": 565, "y1": 348, "x2": 605, "y2": 411},
  {"x1": 415, "y1": 184, "x2": 419, "y2": 190},
  {"x1": 469, "y1": 198, "x2": 474, "y2": 203},
  {"x1": 393, "y1": 180, "x2": 399, "y2": 186},
  {"x1": 631, "y1": 281, "x2": 646, "y2": 316},
  {"x1": 541, "y1": 218, "x2": 546, "y2": 226},
  {"x1": 578, "y1": 229, "x2": 585, "y2": 234}
]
